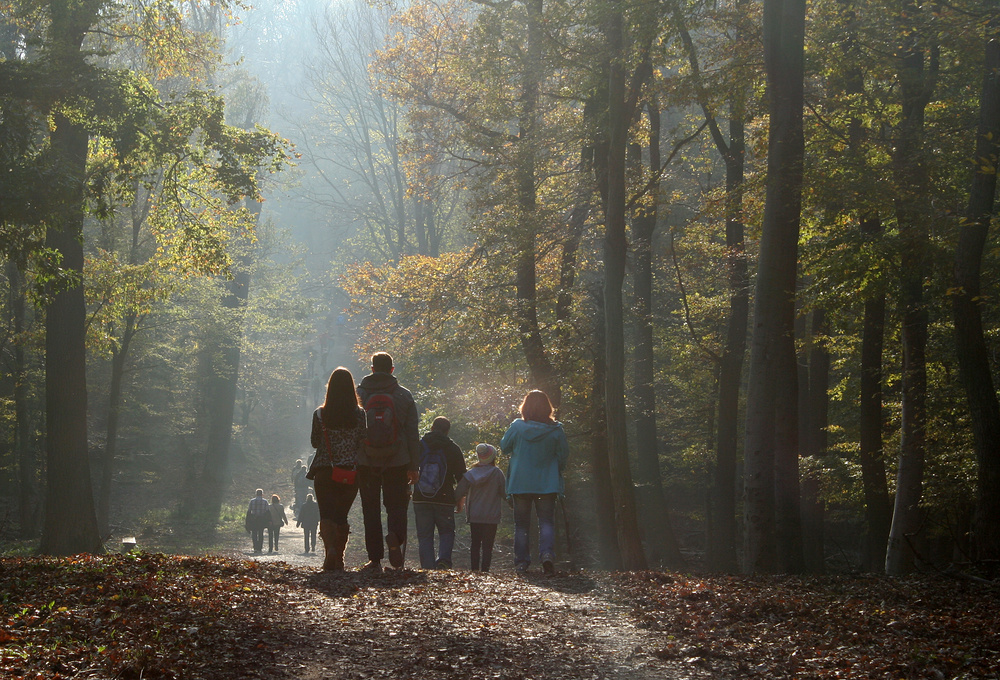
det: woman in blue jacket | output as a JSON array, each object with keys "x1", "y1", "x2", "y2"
[{"x1": 500, "y1": 390, "x2": 569, "y2": 575}]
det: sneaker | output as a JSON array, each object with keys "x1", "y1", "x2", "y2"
[
  {"x1": 361, "y1": 560, "x2": 382, "y2": 574},
  {"x1": 385, "y1": 532, "x2": 405, "y2": 569},
  {"x1": 542, "y1": 558, "x2": 555, "y2": 576},
  {"x1": 516, "y1": 563, "x2": 529, "y2": 574},
  {"x1": 435, "y1": 558, "x2": 451, "y2": 570}
]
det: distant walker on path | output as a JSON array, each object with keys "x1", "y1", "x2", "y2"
[{"x1": 245, "y1": 489, "x2": 270, "y2": 554}]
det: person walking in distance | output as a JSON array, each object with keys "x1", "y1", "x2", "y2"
[
  {"x1": 245, "y1": 489, "x2": 270, "y2": 554},
  {"x1": 356, "y1": 352, "x2": 420, "y2": 571},
  {"x1": 412, "y1": 416, "x2": 467, "y2": 569},
  {"x1": 297, "y1": 493, "x2": 320, "y2": 553},
  {"x1": 307, "y1": 367, "x2": 365, "y2": 571},
  {"x1": 267, "y1": 494, "x2": 288, "y2": 553},
  {"x1": 454, "y1": 443, "x2": 506, "y2": 572},
  {"x1": 501, "y1": 390, "x2": 569, "y2": 575}
]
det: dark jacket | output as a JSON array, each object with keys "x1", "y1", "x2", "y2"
[
  {"x1": 356, "y1": 372, "x2": 420, "y2": 470},
  {"x1": 297, "y1": 499, "x2": 320, "y2": 528},
  {"x1": 412, "y1": 431, "x2": 467, "y2": 505}
]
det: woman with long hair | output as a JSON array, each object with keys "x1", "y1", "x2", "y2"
[
  {"x1": 307, "y1": 367, "x2": 365, "y2": 571},
  {"x1": 500, "y1": 390, "x2": 569, "y2": 575}
]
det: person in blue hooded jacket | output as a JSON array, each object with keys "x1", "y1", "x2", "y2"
[{"x1": 500, "y1": 390, "x2": 569, "y2": 575}]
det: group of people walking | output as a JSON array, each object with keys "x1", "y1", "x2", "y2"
[
  {"x1": 244, "y1": 489, "x2": 289, "y2": 554},
  {"x1": 283, "y1": 351, "x2": 569, "y2": 573}
]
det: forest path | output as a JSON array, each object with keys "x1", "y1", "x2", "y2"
[{"x1": 264, "y1": 567, "x2": 719, "y2": 680}]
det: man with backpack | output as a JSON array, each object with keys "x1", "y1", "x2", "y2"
[
  {"x1": 412, "y1": 416, "x2": 467, "y2": 569},
  {"x1": 356, "y1": 352, "x2": 420, "y2": 571}
]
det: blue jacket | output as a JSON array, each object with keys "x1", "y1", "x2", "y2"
[{"x1": 500, "y1": 419, "x2": 569, "y2": 496}]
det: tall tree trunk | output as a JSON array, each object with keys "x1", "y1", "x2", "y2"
[
  {"x1": 952, "y1": 26, "x2": 1000, "y2": 568},
  {"x1": 672, "y1": 1, "x2": 750, "y2": 571},
  {"x1": 801, "y1": 309, "x2": 830, "y2": 573},
  {"x1": 603, "y1": 6, "x2": 647, "y2": 570},
  {"x1": 632, "y1": 103, "x2": 684, "y2": 569},
  {"x1": 7, "y1": 260, "x2": 39, "y2": 538},
  {"x1": 590, "y1": 286, "x2": 622, "y2": 570},
  {"x1": 97, "y1": 315, "x2": 136, "y2": 535},
  {"x1": 743, "y1": 0, "x2": 806, "y2": 574},
  {"x1": 40, "y1": 111, "x2": 102, "y2": 555},
  {"x1": 886, "y1": 5, "x2": 936, "y2": 575},
  {"x1": 859, "y1": 217, "x2": 891, "y2": 570},
  {"x1": 515, "y1": 0, "x2": 559, "y2": 405}
]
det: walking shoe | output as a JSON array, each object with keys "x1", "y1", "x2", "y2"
[
  {"x1": 516, "y1": 562, "x2": 529, "y2": 574},
  {"x1": 386, "y1": 532, "x2": 405, "y2": 569},
  {"x1": 360, "y1": 560, "x2": 382, "y2": 574},
  {"x1": 435, "y1": 558, "x2": 451, "y2": 570},
  {"x1": 542, "y1": 558, "x2": 555, "y2": 576}
]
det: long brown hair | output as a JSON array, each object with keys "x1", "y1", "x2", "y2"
[
  {"x1": 519, "y1": 390, "x2": 555, "y2": 424},
  {"x1": 321, "y1": 367, "x2": 361, "y2": 429}
]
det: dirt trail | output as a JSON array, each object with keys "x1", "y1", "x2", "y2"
[{"x1": 252, "y1": 565, "x2": 720, "y2": 680}]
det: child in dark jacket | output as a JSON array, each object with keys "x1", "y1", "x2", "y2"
[
  {"x1": 413, "y1": 417, "x2": 467, "y2": 569},
  {"x1": 454, "y1": 443, "x2": 506, "y2": 572}
]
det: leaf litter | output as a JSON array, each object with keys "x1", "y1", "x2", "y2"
[{"x1": 1, "y1": 554, "x2": 997, "y2": 679}]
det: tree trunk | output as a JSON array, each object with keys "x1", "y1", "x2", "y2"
[
  {"x1": 7, "y1": 260, "x2": 40, "y2": 538},
  {"x1": 590, "y1": 286, "x2": 622, "y2": 570},
  {"x1": 886, "y1": 6, "x2": 935, "y2": 575},
  {"x1": 603, "y1": 7, "x2": 647, "y2": 571},
  {"x1": 632, "y1": 103, "x2": 684, "y2": 569},
  {"x1": 859, "y1": 218, "x2": 891, "y2": 571},
  {"x1": 952, "y1": 29, "x2": 1000, "y2": 568},
  {"x1": 97, "y1": 315, "x2": 136, "y2": 535},
  {"x1": 743, "y1": 0, "x2": 806, "y2": 574},
  {"x1": 801, "y1": 309, "x2": 829, "y2": 573},
  {"x1": 514, "y1": 0, "x2": 559, "y2": 405},
  {"x1": 40, "y1": 111, "x2": 102, "y2": 555}
]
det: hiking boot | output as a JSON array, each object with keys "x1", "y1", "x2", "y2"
[
  {"x1": 515, "y1": 562, "x2": 529, "y2": 574},
  {"x1": 361, "y1": 560, "x2": 382, "y2": 574},
  {"x1": 385, "y1": 532, "x2": 405, "y2": 569},
  {"x1": 435, "y1": 558, "x2": 451, "y2": 570},
  {"x1": 542, "y1": 558, "x2": 555, "y2": 576}
]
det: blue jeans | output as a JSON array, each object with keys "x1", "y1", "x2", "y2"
[
  {"x1": 413, "y1": 502, "x2": 456, "y2": 568},
  {"x1": 512, "y1": 493, "x2": 557, "y2": 569}
]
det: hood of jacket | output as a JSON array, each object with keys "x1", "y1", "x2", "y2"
[
  {"x1": 466, "y1": 464, "x2": 500, "y2": 486},
  {"x1": 421, "y1": 431, "x2": 451, "y2": 449},
  {"x1": 359, "y1": 372, "x2": 398, "y2": 394},
  {"x1": 514, "y1": 418, "x2": 563, "y2": 442}
]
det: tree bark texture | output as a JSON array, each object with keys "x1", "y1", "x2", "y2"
[
  {"x1": 514, "y1": 0, "x2": 559, "y2": 405},
  {"x1": 952, "y1": 30, "x2": 1000, "y2": 566},
  {"x1": 589, "y1": 287, "x2": 622, "y2": 570},
  {"x1": 603, "y1": 7, "x2": 647, "y2": 571},
  {"x1": 859, "y1": 217, "x2": 892, "y2": 571},
  {"x1": 40, "y1": 112, "x2": 102, "y2": 555},
  {"x1": 886, "y1": 6, "x2": 935, "y2": 575},
  {"x1": 743, "y1": 0, "x2": 806, "y2": 574}
]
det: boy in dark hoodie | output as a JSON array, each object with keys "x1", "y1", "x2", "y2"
[
  {"x1": 412, "y1": 416, "x2": 467, "y2": 569},
  {"x1": 454, "y1": 443, "x2": 507, "y2": 572}
]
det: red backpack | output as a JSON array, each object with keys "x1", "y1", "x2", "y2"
[{"x1": 363, "y1": 391, "x2": 398, "y2": 460}]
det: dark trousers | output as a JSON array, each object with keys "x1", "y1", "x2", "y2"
[
  {"x1": 358, "y1": 464, "x2": 411, "y2": 562},
  {"x1": 302, "y1": 524, "x2": 318, "y2": 552},
  {"x1": 314, "y1": 471, "x2": 359, "y2": 523},
  {"x1": 250, "y1": 526, "x2": 265, "y2": 553},
  {"x1": 470, "y1": 523, "x2": 498, "y2": 572},
  {"x1": 268, "y1": 525, "x2": 282, "y2": 552}
]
